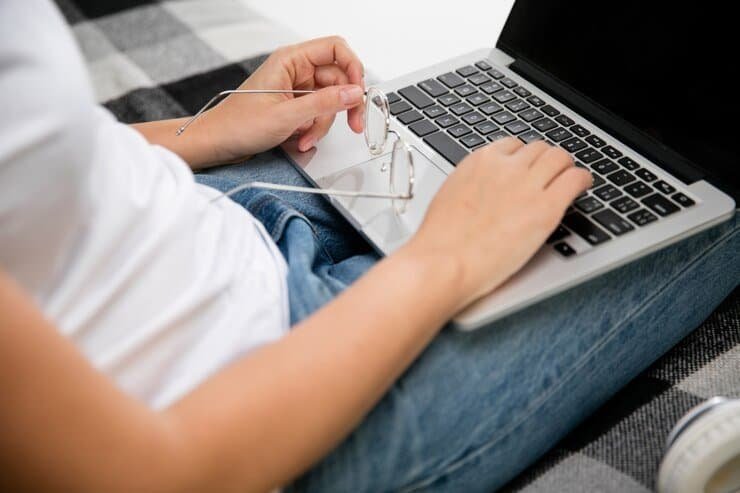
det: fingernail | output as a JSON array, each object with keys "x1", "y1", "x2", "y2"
[
  {"x1": 340, "y1": 86, "x2": 364, "y2": 106},
  {"x1": 301, "y1": 139, "x2": 315, "y2": 152}
]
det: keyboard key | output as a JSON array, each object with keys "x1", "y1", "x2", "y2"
[
  {"x1": 635, "y1": 168, "x2": 657, "y2": 182},
  {"x1": 627, "y1": 208, "x2": 658, "y2": 226},
  {"x1": 462, "y1": 111, "x2": 486, "y2": 125},
  {"x1": 585, "y1": 135, "x2": 606, "y2": 147},
  {"x1": 505, "y1": 121, "x2": 530, "y2": 135},
  {"x1": 592, "y1": 158, "x2": 619, "y2": 175},
  {"x1": 554, "y1": 241, "x2": 577, "y2": 257},
  {"x1": 479, "y1": 102, "x2": 503, "y2": 115},
  {"x1": 457, "y1": 65, "x2": 478, "y2": 77},
  {"x1": 561, "y1": 137, "x2": 587, "y2": 153},
  {"x1": 591, "y1": 174, "x2": 606, "y2": 188},
  {"x1": 493, "y1": 111, "x2": 517, "y2": 125},
  {"x1": 448, "y1": 123, "x2": 472, "y2": 138},
  {"x1": 545, "y1": 128, "x2": 573, "y2": 142},
  {"x1": 506, "y1": 100, "x2": 530, "y2": 113},
  {"x1": 611, "y1": 196, "x2": 640, "y2": 214},
  {"x1": 438, "y1": 72, "x2": 465, "y2": 88},
  {"x1": 408, "y1": 119, "x2": 438, "y2": 137},
  {"x1": 468, "y1": 73, "x2": 491, "y2": 86},
  {"x1": 500, "y1": 77, "x2": 518, "y2": 88},
  {"x1": 487, "y1": 130, "x2": 510, "y2": 142},
  {"x1": 617, "y1": 156, "x2": 639, "y2": 170},
  {"x1": 455, "y1": 84, "x2": 477, "y2": 97},
  {"x1": 574, "y1": 148, "x2": 603, "y2": 164},
  {"x1": 570, "y1": 124, "x2": 590, "y2": 137},
  {"x1": 547, "y1": 225, "x2": 571, "y2": 244},
  {"x1": 593, "y1": 184, "x2": 623, "y2": 201},
  {"x1": 532, "y1": 118, "x2": 558, "y2": 132},
  {"x1": 398, "y1": 110, "x2": 423, "y2": 125},
  {"x1": 574, "y1": 196, "x2": 604, "y2": 213},
  {"x1": 389, "y1": 100, "x2": 411, "y2": 115},
  {"x1": 519, "y1": 109, "x2": 544, "y2": 122},
  {"x1": 487, "y1": 68, "x2": 505, "y2": 79},
  {"x1": 399, "y1": 86, "x2": 434, "y2": 109},
  {"x1": 563, "y1": 212, "x2": 611, "y2": 245},
  {"x1": 555, "y1": 114, "x2": 575, "y2": 126},
  {"x1": 423, "y1": 105, "x2": 447, "y2": 119},
  {"x1": 602, "y1": 145, "x2": 623, "y2": 159},
  {"x1": 654, "y1": 180, "x2": 676, "y2": 195},
  {"x1": 542, "y1": 104, "x2": 560, "y2": 117},
  {"x1": 466, "y1": 93, "x2": 489, "y2": 106},
  {"x1": 480, "y1": 82, "x2": 504, "y2": 94},
  {"x1": 607, "y1": 169, "x2": 637, "y2": 186},
  {"x1": 461, "y1": 133, "x2": 486, "y2": 148},
  {"x1": 672, "y1": 192, "x2": 695, "y2": 207},
  {"x1": 434, "y1": 114, "x2": 459, "y2": 128},
  {"x1": 527, "y1": 95, "x2": 546, "y2": 107},
  {"x1": 474, "y1": 121, "x2": 499, "y2": 135},
  {"x1": 592, "y1": 209, "x2": 635, "y2": 236},
  {"x1": 450, "y1": 102, "x2": 473, "y2": 116},
  {"x1": 519, "y1": 130, "x2": 544, "y2": 143},
  {"x1": 624, "y1": 181, "x2": 651, "y2": 198},
  {"x1": 387, "y1": 92, "x2": 401, "y2": 104},
  {"x1": 418, "y1": 79, "x2": 449, "y2": 98},
  {"x1": 493, "y1": 90, "x2": 517, "y2": 103},
  {"x1": 513, "y1": 86, "x2": 532, "y2": 97},
  {"x1": 475, "y1": 60, "x2": 492, "y2": 71},
  {"x1": 424, "y1": 131, "x2": 468, "y2": 165},
  {"x1": 642, "y1": 193, "x2": 680, "y2": 216}
]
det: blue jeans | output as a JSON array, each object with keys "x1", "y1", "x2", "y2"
[{"x1": 196, "y1": 150, "x2": 740, "y2": 493}]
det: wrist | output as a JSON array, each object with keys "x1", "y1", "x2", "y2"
[{"x1": 391, "y1": 239, "x2": 470, "y2": 315}]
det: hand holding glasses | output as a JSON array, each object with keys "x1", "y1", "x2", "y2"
[{"x1": 176, "y1": 87, "x2": 415, "y2": 214}]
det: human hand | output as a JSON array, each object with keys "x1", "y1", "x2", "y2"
[
  {"x1": 199, "y1": 36, "x2": 365, "y2": 163},
  {"x1": 407, "y1": 138, "x2": 592, "y2": 309}
]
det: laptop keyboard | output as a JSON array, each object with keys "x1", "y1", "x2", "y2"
[{"x1": 387, "y1": 60, "x2": 697, "y2": 257}]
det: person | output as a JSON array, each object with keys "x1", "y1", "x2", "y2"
[{"x1": 0, "y1": 1, "x2": 737, "y2": 492}]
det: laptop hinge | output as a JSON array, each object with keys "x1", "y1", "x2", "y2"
[{"x1": 508, "y1": 58, "x2": 705, "y2": 185}]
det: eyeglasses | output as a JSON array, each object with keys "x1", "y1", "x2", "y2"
[{"x1": 176, "y1": 87, "x2": 415, "y2": 214}]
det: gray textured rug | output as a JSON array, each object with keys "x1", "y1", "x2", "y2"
[{"x1": 55, "y1": 1, "x2": 739, "y2": 490}]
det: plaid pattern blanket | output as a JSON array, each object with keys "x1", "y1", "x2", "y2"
[{"x1": 54, "y1": 1, "x2": 740, "y2": 490}]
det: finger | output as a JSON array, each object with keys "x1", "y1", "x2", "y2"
[
  {"x1": 313, "y1": 64, "x2": 363, "y2": 134},
  {"x1": 298, "y1": 114, "x2": 336, "y2": 151},
  {"x1": 490, "y1": 136, "x2": 524, "y2": 155},
  {"x1": 295, "y1": 118, "x2": 315, "y2": 135},
  {"x1": 314, "y1": 64, "x2": 349, "y2": 88},
  {"x1": 295, "y1": 36, "x2": 364, "y2": 86},
  {"x1": 511, "y1": 140, "x2": 551, "y2": 167},
  {"x1": 529, "y1": 146, "x2": 575, "y2": 188},
  {"x1": 278, "y1": 84, "x2": 364, "y2": 129},
  {"x1": 546, "y1": 166, "x2": 593, "y2": 208}
]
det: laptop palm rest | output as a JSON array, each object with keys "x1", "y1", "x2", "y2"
[{"x1": 316, "y1": 147, "x2": 447, "y2": 255}]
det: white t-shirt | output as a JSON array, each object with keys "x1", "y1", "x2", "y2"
[{"x1": 0, "y1": 0, "x2": 290, "y2": 409}]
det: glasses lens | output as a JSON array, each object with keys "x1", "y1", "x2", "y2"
[
  {"x1": 390, "y1": 140, "x2": 413, "y2": 214},
  {"x1": 364, "y1": 87, "x2": 389, "y2": 155}
]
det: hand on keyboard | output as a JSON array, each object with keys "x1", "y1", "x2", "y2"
[{"x1": 407, "y1": 138, "x2": 592, "y2": 308}]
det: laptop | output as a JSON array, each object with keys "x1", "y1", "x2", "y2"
[{"x1": 283, "y1": 0, "x2": 737, "y2": 330}]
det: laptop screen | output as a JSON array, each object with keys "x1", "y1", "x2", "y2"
[{"x1": 498, "y1": 1, "x2": 737, "y2": 194}]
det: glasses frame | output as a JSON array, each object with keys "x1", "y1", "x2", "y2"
[{"x1": 175, "y1": 87, "x2": 415, "y2": 213}]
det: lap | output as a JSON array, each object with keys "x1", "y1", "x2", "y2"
[{"x1": 196, "y1": 153, "x2": 740, "y2": 493}]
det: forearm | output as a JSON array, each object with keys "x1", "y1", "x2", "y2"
[
  {"x1": 132, "y1": 113, "x2": 238, "y2": 171},
  {"x1": 166, "y1": 243, "x2": 464, "y2": 492}
]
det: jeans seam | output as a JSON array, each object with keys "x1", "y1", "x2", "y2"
[{"x1": 400, "y1": 223, "x2": 738, "y2": 492}]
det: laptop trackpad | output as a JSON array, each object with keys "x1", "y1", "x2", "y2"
[{"x1": 316, "y1": 147, "x2": 448, "y2": 254}]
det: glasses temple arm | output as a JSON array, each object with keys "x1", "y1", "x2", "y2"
[
  {"x1": 175, "y1": 89, "x2": 318, "y2": 136},
  {"x1": 211, "y1": 181, "x2": 409, "y2": 203}
]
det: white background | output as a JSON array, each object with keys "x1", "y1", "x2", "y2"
[{"x1": 242, "y1": 0, "x2": 516, "y2": 81}]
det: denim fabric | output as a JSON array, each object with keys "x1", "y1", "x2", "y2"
[{"x1": 196, "y1": 150, "x2": 740, "y2": 493}]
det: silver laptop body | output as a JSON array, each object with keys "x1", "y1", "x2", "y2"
[{"x1": 282, "y1": 39, "x2": 735, "y2": 331}]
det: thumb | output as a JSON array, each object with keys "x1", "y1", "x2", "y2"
[{"x1": 279, "y1": 84, "x2": 364, "y2": 125}]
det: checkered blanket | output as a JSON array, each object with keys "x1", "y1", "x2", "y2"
[{"x1": 54, "y1": 1, "x2": 740, "y2": 491}]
